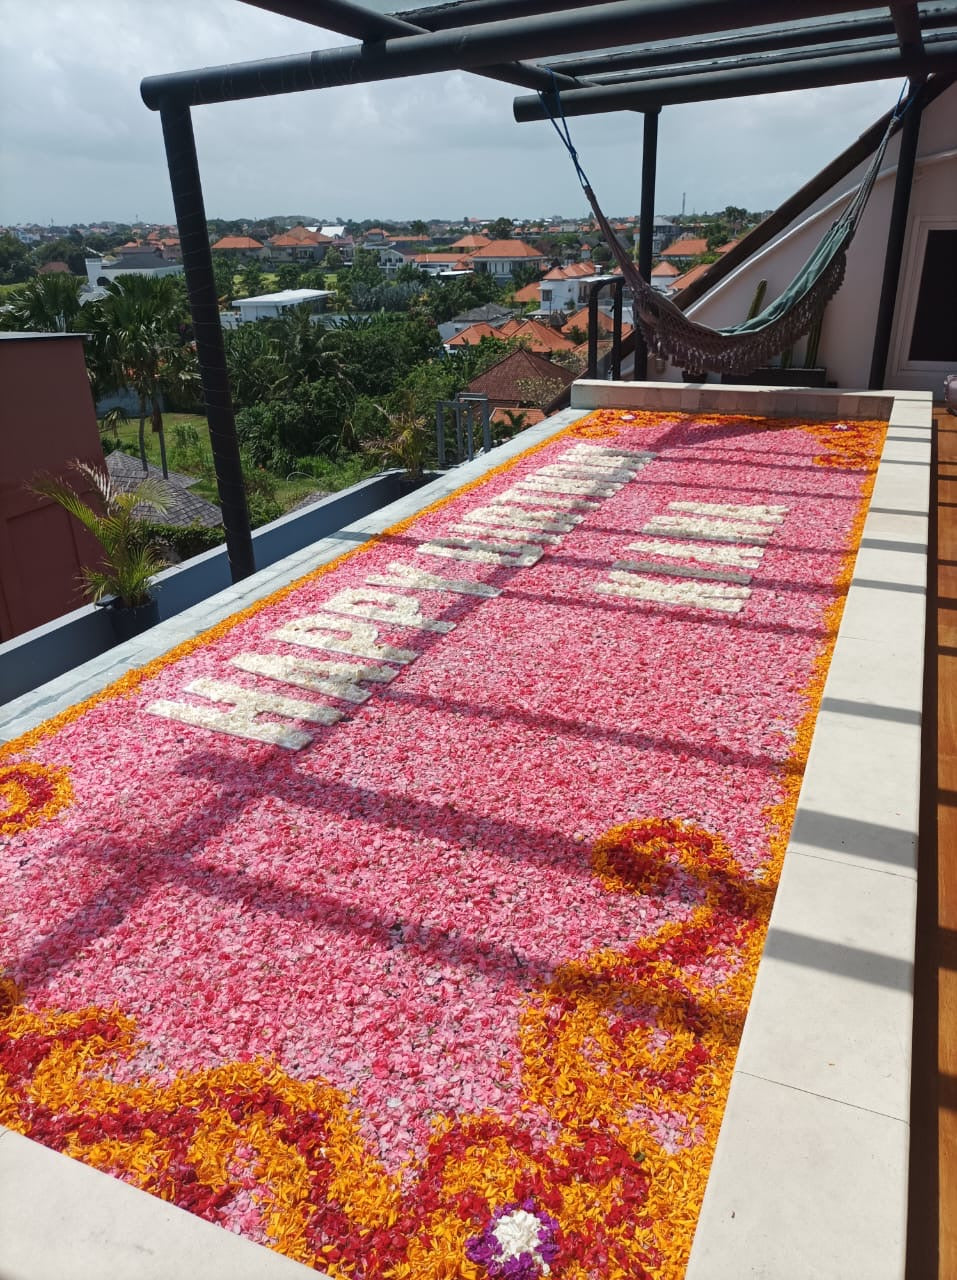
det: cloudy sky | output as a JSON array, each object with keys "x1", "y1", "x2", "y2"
[{"x1": 0, "y1": 1, "x2": 903, "y2": 227}]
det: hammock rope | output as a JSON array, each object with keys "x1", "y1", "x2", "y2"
[{"x1": 539, "y1": 77, "x2": 912, "y2": 375}]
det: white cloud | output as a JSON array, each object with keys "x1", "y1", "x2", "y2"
[{"x1": 0, "y1": 0, "x2": 902, "y2": 224}]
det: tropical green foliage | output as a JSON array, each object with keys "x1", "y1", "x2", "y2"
[
  {"x1": 487, "y1": 217, "x2": 515, "y2": 240},
  {"x1": 361, "y1": 388, "x2": 431, "y2": 480},
  {"x1": 35, "y1": 236, "x2": 88, "y2": 275},
  {"x1": 235, "y1": 379, "x2": 353, "y2": 472},
  {"x1": 85, "y1": 275, "x2": 199, "y2": 475},
  {"x1": 33, "y1": 462, "x2": 169, "y2": 607},
  {"x1": 5, "y1": 273, "x2": 84, "y2": 332},
  {"x1": 0, "y1": 232, "x2": 33, "y2": 284}
]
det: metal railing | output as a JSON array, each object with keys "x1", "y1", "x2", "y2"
[
  {"x1": 585, "y1": 277, "x2": 625, "y2": 380},
  {"x1": 435, "y1": 393, "x2": 492, "y2": 467}
]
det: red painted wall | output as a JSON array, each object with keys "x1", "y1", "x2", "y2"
[{"x1": 0, "y1": 333, "x2": 106, "y2": 641}]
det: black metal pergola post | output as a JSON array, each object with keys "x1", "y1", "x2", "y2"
[
  {"x1": 868, "y1": 79, "x2": 926, "y2": 389},
  {"x1": 160, "y1": 103, "x2": 255, "y2": 581},
  {"x1": 634, "y1": 108, "x2": 660, "y2": 381}
]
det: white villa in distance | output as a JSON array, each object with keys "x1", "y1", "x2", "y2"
[{"x1": 227, "y1": 287, "x2": 335, "y2": 325}]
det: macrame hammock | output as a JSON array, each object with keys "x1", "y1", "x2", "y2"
[{"x1": 539, "y1": 81, "x2": 910, "y2": 375}]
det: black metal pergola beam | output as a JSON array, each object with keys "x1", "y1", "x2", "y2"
[
  {"x1": 237, "y1": 0, "x2": 586, "y2": 95},
  {"x1": 141, "y1": 0, "x2": 891, "y2": 110},
  {"x1": 582, "y1": 29, "x2": 956, "y2": 89},
  {"x1": 546, "y1": 6, "x2": 957, "y2": 81},
  {"x1": 513, "y1": 41, "x2": 957, "y2": 118},
  {"x1": 397, "y1": 0, "x2": 614, "y2": 30},
  {"x1": 546, "y1": 7, "x2": 957, "y2": 79}
]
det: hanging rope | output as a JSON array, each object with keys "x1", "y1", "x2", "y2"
[{"x1": 538, "y1": 77, "x2": 912, "y2": 374}]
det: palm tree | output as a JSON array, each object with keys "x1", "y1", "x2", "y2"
[
  {"x1": 6, "y1": 273, "x2": 83, "y2": 333},
  {"x1": 362, "y1": 388, "x2": 431, "y2": 480},
  {"x1": 33, "y1": 462, "x2": 169, "y2": 609},
  {"x1": 87, "y1": 275, "x2": 198, "y2": 478}
]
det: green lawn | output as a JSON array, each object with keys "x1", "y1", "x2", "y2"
[{"x1": 99, "y1": 412, "x2": 378, "y2": 515}]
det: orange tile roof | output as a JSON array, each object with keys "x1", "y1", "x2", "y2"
[
  {"x1": 446, "y1": 322, "x2": 504, "y2": 347},
  {"x1": 451, "y1": 233, "x2": 491, "y2": 250},
  {"x1": 269, "y1": 226, "x2": 331, "y2": 247},
  {"x1": 542, "y1": 261, "x2": 598, "y2": 281},
  {"x1": 467, "y1": 347, "x2": 575, "y2": 405},
  {"x1": 509, "y1": 319, "x2": 574, "y2": 352},
  {"x1": 562, "y1": 307, "x2": 634, "y2": 339},
  {"x1": 661, "y1": 236, "x2": 708, "y2": 258},
  {"x1": 211, "y1": 235, "x2": 264, "y2": 251},
  {"x1": 512, "y1": 282, "x2": 541, "y2": 303},
  {"x1": 468, "y1": 239, "x2": 545, "y2": 259},
  {"x1": 651, "y1": 261, "x2": 680, "y2": 277},
  {"x1": 497, "y1": 318, "x2": 524, "y2": 336},
  {"x1": 671, "y1": 261, "x2": 714, "y2": 292}
]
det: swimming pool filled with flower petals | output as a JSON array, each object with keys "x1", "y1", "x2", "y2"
[{"x1": 0, "y1": 409, "x2": 886, "y2": 1278}]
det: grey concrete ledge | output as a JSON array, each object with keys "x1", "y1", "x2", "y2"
[
  {"x1": 0, "y1": 1128, "x2": 320, "y2": 1280},
  {"x1": 572, "y1": 377, "x2": 897, "y2": 422}
]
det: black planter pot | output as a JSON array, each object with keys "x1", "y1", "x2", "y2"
[{"x1": 96, "y1": 595, "x2": 161, "y2": 643}]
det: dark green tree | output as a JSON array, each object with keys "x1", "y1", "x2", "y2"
[
  {"x1": 276, "y1": 263, "x2": 303, "y2": 290},
  {"x1": 487, "y1": 217, "x2": 515, "y2": 240},
  {"x1": 212, "y1": 255, "x2": 236, "y2": 305},
  {"x1": 5, "y1": 273, "x2": 84, "y2": 332},
  {"x1": 35, "y1": 238, "x2": 87, "y2": 275},
  {"x1": 0, "y1": 232, "x2": 34, "y2": 284},
  {"x1": 86, "y1": 275, "x2": 198, "y2": 478},
  {"x1": 238, "y1": 260, "x2": 264, "y2": 298}
]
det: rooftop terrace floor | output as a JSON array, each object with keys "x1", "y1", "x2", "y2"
[{"x1": 0, "y1": 385, "x2": 932, "y2": 1279}]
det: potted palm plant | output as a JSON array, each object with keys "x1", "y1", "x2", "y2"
[
  {"x1": 33, "y1": 461, "x2": 169, "y2": 642},
  {"x1": 362, "y1": 389, "x2": 433, "y2": 491}
]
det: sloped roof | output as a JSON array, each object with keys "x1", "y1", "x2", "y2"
[
  {"x1": 466, "y1": 347, "x2": 575, "y2": 405},
  {"x1": 561, "y1": 307, "x2": 633, "y2": 337},
  {"x1": 104, "y1": 451, "x2": 223, "y2": 529},
  {"x1": 269, "y1": 227, "x2": 331, "y2": 247},
  {"x1": 543, "y1": 261, "x2": 597, "y2": 281},
  {"x1": 661, "y1": 237, "x2": 708, "y2": 258},
  {"x1": 38, "y1": 261, "x2": 71, "y2": 274},
  {"x1": 670, "y1": 261, "x2": 714, "y2": 293},
  {"x1": 446, "y1": 322, "x2": 503, "y2": 347},
  {"x1": 512, "y1": 281, "x2": 541, "y2": 303},
  {"x1": 651, "y1": 261, "x2": 681, "y2": 277},
  {"x1": 451, "y1": 233, "x2": 491, "y2": 250},
  {"x1": 468, "y1": 239, "x2": 546, "y2": 259},
  {"x1": 211, "y1": 235, "x2": 264, "y2": 251},
  {"x1": 509, "y1": 318, "x2": 575, "y2": 352},
  {"x1": 105, "y1": 450, "x2": 198, "y2": 491},
  {"x1": 451, "y1": 304, "x2": 517, "y2": 325}
]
